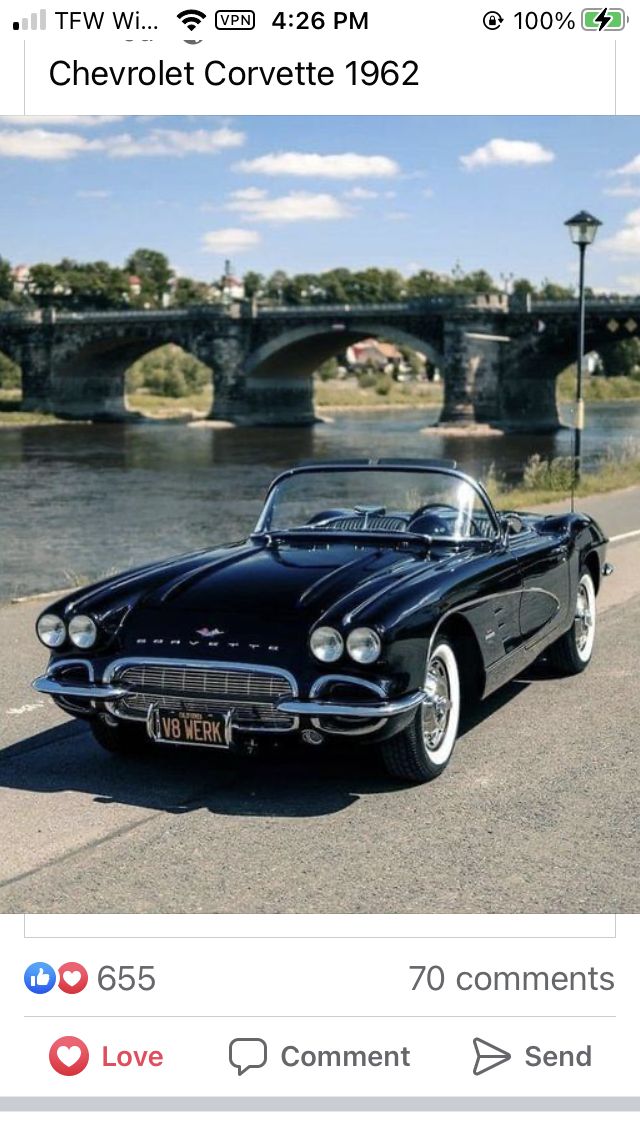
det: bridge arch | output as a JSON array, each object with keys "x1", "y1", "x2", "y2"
[
  {"x1": 49, "y1": 327, "x2": 213, "y2": 419},
  {"x1": 237, "y1": 321, "x2": 444, "y2": 426}
]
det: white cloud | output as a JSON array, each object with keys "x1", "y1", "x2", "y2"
[
  {"x1": 235, "y1": 151, "x2": 400, "y2": 179},
  {"x1": 344, "y1": 186, "x2": 379, "y2": 200},
  {"x1": 0, "y1": 125, "x2": 245, "y2": 161},
  {"x1": 230, "y1": 186, "x2": 267, "y2": 202},
  {"x1": 460, "y1": 138, "x2": 555, "y2": 169},
  {"x1": 603, "y1": 183, "x2": 640, "y2": 198},
  {"x1": 0, "y1": 128, "x2": 102, "y2": 160},
  {"x1": 76, "y1": 189, "x2": 112, "y2": 199},
  {"x1": 600, "y1": 209, "x2": 640, "y2": 256},
  {"x1": 613, "y1": 154, "x2": 640, "y2": 176},
  {"x1": 227, "y1": 189, "x2": 350, "y2": 223},
  {"x1": 386, "y1": 211, "x2": 410, "y2": 222},
  {"x1": 104, "y1": 127, "x2": 245, "y2": 157},
  {"x1": 0, "y1": 115, "x2": 123, "y2": 126},
  {"x1": 202, "y1": 228, "x2": 260, "y2": 254},
  {"x1": 616, "y1": 274, "x2": 640, "y2": 292}
]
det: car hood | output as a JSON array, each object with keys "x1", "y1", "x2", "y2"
[
  {"x1": 66, "y1": 539, "x2": 444, "y2": 628},
  {"x1": 137, "y1": 541, "x2": 425, "y2": 621}
]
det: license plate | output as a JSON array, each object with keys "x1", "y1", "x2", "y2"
[{"x1": 148, "y1": 706, "x2": 231, "y2": 749}]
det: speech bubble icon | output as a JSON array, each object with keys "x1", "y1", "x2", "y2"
[{"x1": 229, "y1": 1037, "x2": 268, "y2": 1076}]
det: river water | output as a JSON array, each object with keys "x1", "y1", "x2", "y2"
[{"x1": 1, "y1": 402, "x2": 638, "y2": 602}]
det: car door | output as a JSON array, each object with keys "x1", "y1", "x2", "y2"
[{"x1": 507, "y1": 521, "x2": 570, "y2": 648}]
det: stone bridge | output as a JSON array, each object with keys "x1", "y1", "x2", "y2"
[{"x1": 1, "y1": 294, "x2": 639, "y2": 431}]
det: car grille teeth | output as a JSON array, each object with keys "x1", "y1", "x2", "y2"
[{"x1": 111, "y1": 663, "x2": 296, "y2": 731}]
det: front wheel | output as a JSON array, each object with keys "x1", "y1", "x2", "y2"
[
  {"x1": 546, "y1": 571, "x2": 597, "y2": 675},
  {"x1": 379, "y1": 637, "x2": 461, "y2": 784}
]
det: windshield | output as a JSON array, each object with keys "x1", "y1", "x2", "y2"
[{"x1": 256, "y1": 468, "x2": 498, "y2": 542}]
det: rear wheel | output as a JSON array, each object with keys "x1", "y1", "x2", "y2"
[
  {"x1": 379, "y1": 638, "x2": 461, "y2": 784},
  {"x1": 546, "y1": 571, "x2": 596, "y2": 675},
  {"x1": 89, "y1": 716, "x2": 151, "y2": 757}
]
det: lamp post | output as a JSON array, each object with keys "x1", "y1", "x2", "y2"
[{"x1": 564, "y1": 211, "x2": 602, "y2": 489}]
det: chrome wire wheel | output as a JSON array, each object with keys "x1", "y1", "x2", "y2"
[
  {"x1": 422, "y1": 657, "x2": 451, "y2": 750},
  {"x1": 574, "y1": 572, "x2": 596, "y2": 662},
  {"x1": 420, "y1": 641, "x2": 461, "y2": 767}
]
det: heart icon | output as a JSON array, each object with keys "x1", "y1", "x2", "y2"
[
  {"x1": 58, "y1": 1045, "x2": 81, "y2": 1067},
  {"x1": 49, "y1": 1036, "x2": 89, "y2": 1077},
  {"x1": 57, "y1": 961, "x2": 88, "y2": 995}
]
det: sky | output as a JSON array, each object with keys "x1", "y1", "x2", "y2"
[{"x1": 2, "y1": 115, "x2": 640, "y2": 291}]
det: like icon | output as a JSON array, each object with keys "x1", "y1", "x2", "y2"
[
  {"x1": 24, "y1": 962, "x2": 56, "y2": 994},
  {"x1": 49, "y1": 1036, "x2": 90, "y2": 1077},
  {"x1": 58, "y1": 962, "x2": 89, "y2": 995}
]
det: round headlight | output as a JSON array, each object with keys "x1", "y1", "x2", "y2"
[
  {"x1": 36, "y1": 613, "x2": 66, "y2": 649},
  {"x1": 310, "y1": 625, "x2": 344, "y2": 663},
  {"x1": 346, "y1": 627, "x2": 382, "y2": 665},
  {"x1": 68, "y1": 614, "x2": 97, "y2": 650}
]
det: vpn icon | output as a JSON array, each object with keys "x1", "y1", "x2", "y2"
[{"x1": 177, "y1": 8, "x2": 206, "y2": 31}]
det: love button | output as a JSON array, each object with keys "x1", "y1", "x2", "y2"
[{"x1": 58, "y1": 962, "x2": 89, "y2": 995}]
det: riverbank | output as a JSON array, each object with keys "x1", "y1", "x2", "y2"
[{"x1": 2, "y1": 376, "x2": 640, "y2": 426}]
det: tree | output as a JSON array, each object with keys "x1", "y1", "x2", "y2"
[
  {"x1": 0, "y1": 257, "x2": 13, "y2": 303},
  {"x1": 172, "y1": 277, "x2": 212, "y2": 307},
  {"x1": 512, "y1": 277, "x2": 535, "y2": 300},
  {"x1": 26, "y1": 263, "x2": 67, "y2": 306},
  {"x1": 125, "y1": 248, "x2": 172, "y2": 307},
  {"x1": 406, "y1": 269, "x2": 452, "y2": 297},
  {"x1": 265, "y1": 270, "x2": 289, "y2": 304},
  {"x1": 539, "y1": 279, "x2": 575, "y2": 301},
  {"x1": 600, "y1": 337, "x2": 640, "y2": 377},
  {"x1": 243, "y1": 271, "x2": 265, "y2": 300}
]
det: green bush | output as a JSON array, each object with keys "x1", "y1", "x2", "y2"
[
  {"x1": 522, "y1": 453, "x2": 574, "y2": 492},
  {"x1": 0, "y1": 350, "x2": 20, "y2": 390},
  {"x1": 356, "y1": 369, "x2": 380, "y2": 390},
  {"x1": 375, "y1": 375, "x2": 393, "y2": 397},
  {"x1": 127, "y1": 345, "x2": 212, "y2": 399}
]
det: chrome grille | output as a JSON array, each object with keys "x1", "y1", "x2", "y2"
[{"x1": 111, "y1": 662, "x2": 296, "y2": 731}]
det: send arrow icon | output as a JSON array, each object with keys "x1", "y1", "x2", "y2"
[{"x1": 472, "y1": 1037, "x2": 511, "y2": 1076}]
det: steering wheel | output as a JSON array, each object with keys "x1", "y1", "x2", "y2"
[{"x1": 407, "y1": 502, "x2": 480, "y2": 538}]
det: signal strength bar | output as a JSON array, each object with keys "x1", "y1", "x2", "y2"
[{"x1": 13, "y1": 9, "x2": 47, "y2": 30}]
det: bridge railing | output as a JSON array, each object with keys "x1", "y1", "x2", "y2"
[{"x1": 254, "y1": 293, "x2": 509, "y2": 315}]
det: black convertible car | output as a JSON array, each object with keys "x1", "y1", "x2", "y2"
[{"x1": 33, "y1": 460, "x2": 610, "y2": 784}]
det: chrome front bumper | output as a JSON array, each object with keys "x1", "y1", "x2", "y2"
[
  {"x1": 33, "y1": 671, "x2": 425, "y2": 723},
  {"x1": 275, "y1": 690, "x2": 426, "y2": 719},
  {"x1": 32, "y1": 674, "x2": 127, "y2": 700}
]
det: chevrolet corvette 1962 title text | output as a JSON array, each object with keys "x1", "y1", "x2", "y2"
[{"x1": 33, "y1": 460, "x2": 610, "y2": 784}]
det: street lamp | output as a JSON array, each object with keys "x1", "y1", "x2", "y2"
[{"x1": 564, "y1": 210, "x2": 602, "y2": 491}]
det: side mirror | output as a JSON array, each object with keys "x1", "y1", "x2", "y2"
[{"x1": 500, "y1": 513, "x2": 525, "y2": 537}]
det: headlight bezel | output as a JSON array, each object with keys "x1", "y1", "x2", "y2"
[
  {"x1": 346, "y1": 626, "x2": 382, "y2": 665},
  {"x1": 36, "y1": 613, "x2": 67, "y2": 649},
  {"x1": 309, "y1": 625, "x2": 344, "y2": 663},
  {"x1": 68, "y1": 614, "x2": 98, "y2": 650}
]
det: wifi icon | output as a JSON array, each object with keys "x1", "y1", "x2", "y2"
[{"x1": 177, "y1": 9, "x2": 207, "y2": 32}]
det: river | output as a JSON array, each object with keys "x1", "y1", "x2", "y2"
[{"x1": 1, "y1": 401, "x2": 638, "y2": 602}]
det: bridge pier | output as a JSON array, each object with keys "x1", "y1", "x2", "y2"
[
  {"x1": 19, "y1": 334, "x2": 56, "y2": 414},
  {"x1": 208, "y1": 334, "x2": 316, "y2": 425},
  {"x1": 438, "y1": 321, "x2": 501, "y2": 427}
]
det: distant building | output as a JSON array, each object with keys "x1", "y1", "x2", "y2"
[
  {"x1": 11, "y1": 264, "x2": 30, "y2": 292},
  {"x1": 221, "y1": 259, "x2": 245, "y2": 302},
  {"x1": 128, "y1": 274, "x2": 142, "y2": 297},
  {"x1": 346, "y1": 338, "x2": 403, "y2": 370}
]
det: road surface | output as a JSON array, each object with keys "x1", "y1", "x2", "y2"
[{"x1": 1, "y1": 488, "x2": 638, "y2": 914}]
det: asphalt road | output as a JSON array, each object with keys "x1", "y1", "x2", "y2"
[{"x1": 1, "y1": 492, "x2": 638, "y2": 914}]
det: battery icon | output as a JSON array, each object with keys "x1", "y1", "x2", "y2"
[{"x1": 581, "y1": 8, "x2": 626, "y2": 30}]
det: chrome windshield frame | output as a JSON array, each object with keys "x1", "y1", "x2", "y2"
[{"x1": 252, "y1": 461, "x2": 501, "y2": 543}]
